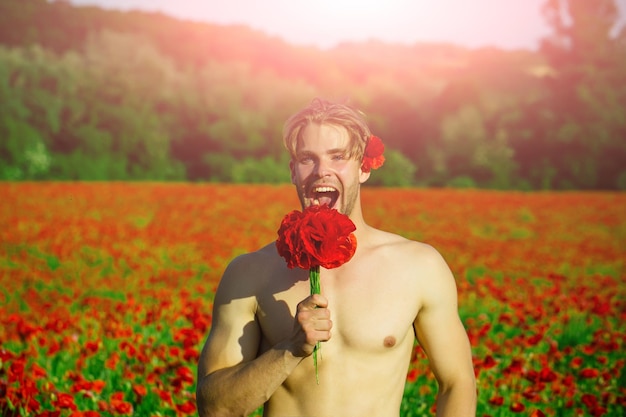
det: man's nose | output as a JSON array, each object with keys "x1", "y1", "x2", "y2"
[{"x1": 314, "y1": 159, "x2": 332, "y2": 177}]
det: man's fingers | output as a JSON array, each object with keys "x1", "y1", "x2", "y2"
[
  {"x1": 288, "y1": 294, "x2": 333, "y2": 357},
  {"x1": 299, "y1": 293, "x2": 328, "y2": 310}
]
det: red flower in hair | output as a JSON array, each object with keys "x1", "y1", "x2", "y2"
[{"x1": 361, "y1": 135, "x2": 385, "y2": 172}]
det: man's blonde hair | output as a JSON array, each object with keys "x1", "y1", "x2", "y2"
[{"x1": 283, "y1": 98, "x2": 371, "y2": 161}]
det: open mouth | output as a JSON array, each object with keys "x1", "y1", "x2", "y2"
[{"x1": 311, "y1": 186, "x2": 339, "y2": 208}]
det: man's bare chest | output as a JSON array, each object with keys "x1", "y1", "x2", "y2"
[{"x1": 255, "y1": 265, "x2": 420, "y2": 354}]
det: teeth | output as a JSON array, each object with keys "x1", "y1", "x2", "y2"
[{"x1": 314, "y1": 186, "x2": 336, "y2": 193}]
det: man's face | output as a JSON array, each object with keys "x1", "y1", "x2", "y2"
[{"x1": 289, "y1": 123, "x2": 370, "y2": 216}]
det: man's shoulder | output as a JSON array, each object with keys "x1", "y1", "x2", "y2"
[
  {"x1": 367, "y1": 228, "x2": 450, "y2": 277},
  {"x1": 226, "y1": 242, "x2": 282, "y2": 274},
  {"x1": 216, "y1": 242, "x2": 284, "y2": 298},
  {"x1": 239, "y1": 241, "x2": 280, "y2": 259},
  {"x1": 370, "y1": 228, "x2": 439, "y2": 258}
]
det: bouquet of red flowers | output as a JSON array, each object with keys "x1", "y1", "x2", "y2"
[{"x1": 276, "y1": 204, "x2": 357, "y2": 383}]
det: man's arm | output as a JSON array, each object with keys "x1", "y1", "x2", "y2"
[
  {"x1": 413, "y1": 246, "x2": 476, "y2": 417},
  {"x1": 196, "y1": 253, "x2": 331, "y2": 417}
]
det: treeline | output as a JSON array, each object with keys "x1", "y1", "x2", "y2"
[{"x1": 1, "y1": 0, "x2": 625, "y2": 189}]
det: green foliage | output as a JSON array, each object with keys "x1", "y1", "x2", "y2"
[
  {"x1": 532, "y1": 0, "x2": 626, "y2": 189},
  {"x1": 230, "y1": 156, "x2": 291, "y2": 184},
  {"x1": 366, "y1": 148, "x2": 417, "y2": 187},
  {"x1": 448, "y1": 176, "x2": 477, "y2": 188},
  {"x1": 554, "y1": 313, "x2": 596, "y2": 349},
  {"x1": 0, "y1": 0, "x2": 624, "y2": 189},
  {"x1": 0, "y1": 121, "x2": 51, "y2": 180},
  {"x1": 617, "y1": 171, "x2": 626, "y2": 190},
  {"x1": 0, "y1": 47, "x2": 51, "y2": 179}
]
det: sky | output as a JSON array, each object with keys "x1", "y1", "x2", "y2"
[{"x1": 68, "y1": 0, "x2": 561, "y2": 50}]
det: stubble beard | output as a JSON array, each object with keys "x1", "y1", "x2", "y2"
[{"x1": 338, "y1": 181, "x2": 359, "y2": 217}]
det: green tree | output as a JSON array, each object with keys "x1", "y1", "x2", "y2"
[
  {"x1": 366, "y1": 149, "x2": 417, "y2": 187},
  {"x1": 533, "y1": 0, "x2": 626, "y2": 189},
  {"x1": 428, "y1": 104, "x2": 517, "y2": 188},
  {"x1": 230, "y1": 156, "x2": 291, "y2": 184},
  {"x1": 75, "y1": 30, "x2": 185, "y2": 180},
  {"x1": 0, "y1": 46, "x2": 52, "y2": 179}
]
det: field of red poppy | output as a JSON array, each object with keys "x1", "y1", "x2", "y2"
[{"x1": 1, "y1": 182, "x2": 624, "y2": 416}]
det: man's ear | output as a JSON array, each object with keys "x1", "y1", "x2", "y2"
[
  {"x1": 359, "y1": 167, "x2": 371, "y2": 184},
  {"x1": 289, "y1": 160, "x2": 296, "y2": 184}
]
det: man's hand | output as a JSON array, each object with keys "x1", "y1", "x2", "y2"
[{"x1": 291, "y1": 294, "x2": 332, "y2": 357}]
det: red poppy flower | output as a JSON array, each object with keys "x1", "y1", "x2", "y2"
[
  {"x1": 133, "y1": 384, "x2": 147, "y2": 397},
  {"x1": 52, "y1": 393, "x2": 77, "y2": 410},
  {"x1": 481, "y1": 355, "x2": 497, "y2": 369},
  {"x1": 176, "y1": 366, "x2": 195, "y2": 384},
  {"x1": 183, "y1": 347, "x2": 199, "y2": 362},
  {"x1": 84, "y1": 341, "x2": 99, "y2": 354},
  {"x1": 8, "y1": 359, "x2": 25, "y2": 382},
  {"x1": 510, "y1": 402, "x2": 526, "y2": 413},
  {"x1": 0, "y1": 349, "x2": 14, "y2": 361},
  {"x1": 112, "y1": 399, "x2": 133, "y2": 414},
  {"x1": 582, "y1": 393, "x2": 598, "y2": 408},
  {"x1": 176, "y1": 400, "x2": 196, "y2": 414},
  {"x1": 98, "y1": 400, "x2": 109, "y2": 411},
  {"x1": 580, "y1": 368, "x2": 600, "y2": 378},
  {"x1": 91, "y1": 380, "x2": 105, "y2": 393},
  {"x1": 361, "y1": 135, "x2": 385, "y2": 173},
  {"x1": 155, "y1": 388, "x2": 172, "y2": 404},
  {"x1": 31, "y1": 362, "x2": 47, "y2": 379},
  {"x1": 489, "y1": 395, "x2": 504, "y2": 406}
]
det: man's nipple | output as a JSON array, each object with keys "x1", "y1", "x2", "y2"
[{"x1": 383, "y1": 336, "x2": 396, "y2": 348}]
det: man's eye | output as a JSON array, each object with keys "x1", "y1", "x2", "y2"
[
  {"x1": 299, "y1": 156, "x2": 313, "y2": 164},
  {"x1": 332, "y1": 154, "x2": 346, "y2": 161}
]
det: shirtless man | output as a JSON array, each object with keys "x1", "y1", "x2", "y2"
[{"x1": 196, "y1": 98, "x2": 476, "y2": 417}]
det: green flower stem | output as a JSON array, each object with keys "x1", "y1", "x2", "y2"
[{"x1": 309, "y1": 265, "x2": 320, "y2": 384}]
